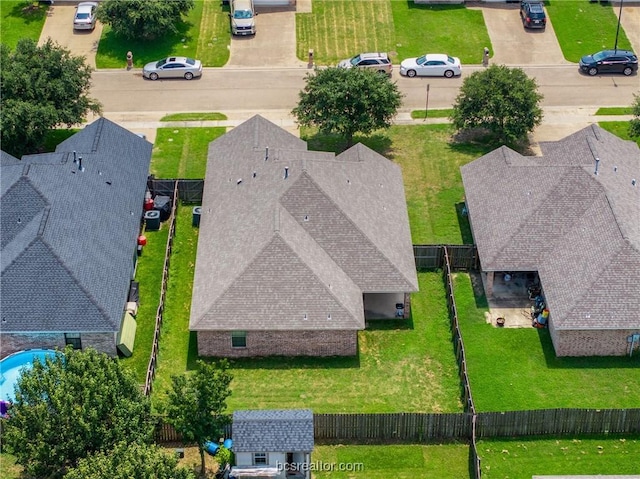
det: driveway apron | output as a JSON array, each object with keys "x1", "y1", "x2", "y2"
[
  {"x1": 469, "y1": 3, "x2": 569, "y2": 65},
  {"x1": 619, "y1": 5, "x2": 640, "y2": 54},
  {"x1": 38, "y1": 4, "x2": 102, "y2": 69}
]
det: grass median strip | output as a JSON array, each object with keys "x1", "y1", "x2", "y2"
[{"x1": 160, "y1": 112, "x2": 228, "y2": 121}]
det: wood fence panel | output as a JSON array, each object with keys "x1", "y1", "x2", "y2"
[{"x1": 148, "y1": 179, "x2": 204, "y2": 203}]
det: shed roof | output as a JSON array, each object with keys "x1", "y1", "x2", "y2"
[
  {"x1": 232, "y1": 409, "x2": 314, "y2": 453},
  {"x1": 1, "y1": 118, "x2": 152, "y2": 333},
  {"x1": 461, "y1": 125, "x2": 640, "y2": 331}
]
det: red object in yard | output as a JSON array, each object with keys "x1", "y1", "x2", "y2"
[
  {"x1": 144, "y1": 198, "x2": 154, "y2": 211},
  {"x1": 137, "y1": 235, "x2": 147, "y2": 246}
]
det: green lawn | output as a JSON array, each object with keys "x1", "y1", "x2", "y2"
[
  {"x1": 478, "y1": 435, "x2": 640, "y2": 478},
  {"x1": 595, "y1": 107, "x2": 633, "y2": 116},
  {"x1": 599, "y1": 121, "x2": 640, "y2": 146},
  {"x1": 311, "y1": 443, "x2": 470, "y2": 479},
  {"x1": 453, "y1": 272, "x2": 640, "y2": 412},
  {"x1": 546, "y1": 0, "x2": 633, "y2": 63},
  {"x1": 411, "y1": 109, "x2": 455, "y2": 120},
  {"x1": 296, "y1": 1, "x2": 490, "y2": 65},
  {"x1": 95, "y1": 0, "x2": 230, "y2": 68},
  {"x1": 151, "y1": 127, "x2": 226, "y2": 178},
  {"x1": 0, "y1": 0, "x2": 47, "y2": 49},
  {"x1": 390, "y1": 3, "x2": 490, "y2": 65},
  {"x1": 160, "y1": 112, "x2": 228, "y2": 121}
]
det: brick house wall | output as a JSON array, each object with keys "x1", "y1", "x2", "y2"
[
  {"x1": 197, "y1": 330, "x2": 358, "y2": 357},
  {"x1": 1, "y1": 332, "x2": 117, "y2": 359},
  {"x1": 549, "y1": 324, "x2": 639, "y2": 357}
]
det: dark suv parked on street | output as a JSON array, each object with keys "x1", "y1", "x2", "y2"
[
  {"x1": 520, "y1": 1, "x2": 546, "y2": 29},
  {"x1": 579, "y1": 50, "x2": 638, "y2": 76}
]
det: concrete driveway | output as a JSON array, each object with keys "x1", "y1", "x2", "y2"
[
  {"x1": 226, "y1": 6, "x2": 306, "y2": 68},
  {"x1": 469, "y1": 3, "x2": 569, "y2": 66},
  {"x1": 38, "y1": 4, "x2": 102, "y2": 69},
  {"x1": 620, "y1": 5, "x2": 640, "y2": 54}
]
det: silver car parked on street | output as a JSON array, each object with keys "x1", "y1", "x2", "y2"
[{"x1": 142, "y1": 57, "x2": 203, "y2": 81}]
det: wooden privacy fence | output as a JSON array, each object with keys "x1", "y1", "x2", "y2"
[
  {"x1": 154, "y1": 408, "x2": 640, "y2": 444},
  {"x1": 413, "y1": 244, "x2": 479, "y2": 270},
  {"x1": 148, "y1": 178, "x2": 204, "y2": 203},
  {"x1": 143, "y1": 182, "x2": 179, "y2": 397}
]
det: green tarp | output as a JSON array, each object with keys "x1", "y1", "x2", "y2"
[{"x1": 116, "y1": 312, "x2": 137, "y2": 357}]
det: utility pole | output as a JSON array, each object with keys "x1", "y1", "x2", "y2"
[{"x1": 614, "y1": 0, "x2": 624, "y2": 52}]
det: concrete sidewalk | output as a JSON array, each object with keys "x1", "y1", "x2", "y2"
[{"x1": 93, "y1": 106, "x2": 633, "y2": 146}]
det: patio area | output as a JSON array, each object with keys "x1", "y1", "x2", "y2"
[{"x1": 483, "y1": 272, "x2": 540, "y2": 329}]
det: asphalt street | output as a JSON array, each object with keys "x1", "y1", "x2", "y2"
[{"x1": 92, "y1": 64, "x2": 639, "y2": 114}]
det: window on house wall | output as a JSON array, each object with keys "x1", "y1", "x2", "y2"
[
  {"x1": 253, "y1": 452, "x2": 267, "y2": 465},
  {"x1": 231, "y1": 331, "x2": 247, "y2": 348},
  {"x1": 64, "y1": 333, "x2": 82, "y2": 349}
]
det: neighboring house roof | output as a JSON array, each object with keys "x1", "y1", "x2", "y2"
[
  {"x1": 233, "y1": 409, "x2": 314, "y2": 453},
  {"x1": 190, "y1": 115, "x2": 418, "y2": 332},
  {"x1": 1, "y1": 118, "x2": 152, "y2": 333},
  {"x1": 461, "y1": 125, "x2": 640, "y2": 331}
]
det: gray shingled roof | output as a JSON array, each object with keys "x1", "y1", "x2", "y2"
[
  {"x1": 461, "y1": 125, "x2": 640, "y2": 331},
  {"x1": 1, "y1": 118, "x2": 152, "y2": 333},
  {"x1": 232, "y1": 409, "x2": 314, "y2": 453},
  {"x1": 190, "y1": 116, "x2": 418, "y2": 332}
]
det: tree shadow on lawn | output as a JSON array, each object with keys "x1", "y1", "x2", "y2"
[
  {"x1": 97, "y1": 19, "x2": 197, "y2": 67},
  {"x1": 303, "y1": 131, "x2": 393, "y2": 157},
  {"x1": 8, "y1": 2, "x2": 48, "y2": 23},
  {"x1": 538, "y1": 328, "x2": 640, "y2": 369}
]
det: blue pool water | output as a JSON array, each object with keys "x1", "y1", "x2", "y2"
[{"x1": 0, "y1": 349, "x2": 57, "y2": 402}]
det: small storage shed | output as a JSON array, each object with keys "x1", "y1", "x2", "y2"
[{"x1": 116, "y1": 312, "x2": 137, "y2": 357}]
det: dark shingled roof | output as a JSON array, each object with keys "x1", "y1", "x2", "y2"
[
  {"x1": 190, "y1": 116, "x2": 418, "y2": 332},
  {"x1": 461, "y1": 125, "x2": 640, "y2": 331},
  {"x1": 233, "y1": 409, "x2": 314, "y2": 453},
  {"x1": 1, "y1": 118, "x2": 152, "y2": 333}
]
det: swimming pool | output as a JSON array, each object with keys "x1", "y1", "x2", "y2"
[{"x1": 0, "y1": 349, "x2": 57, "y2": 402}]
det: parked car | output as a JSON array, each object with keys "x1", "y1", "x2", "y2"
[
  {"x1": 399, "y1": 54, "x2": 461, "y2": 78},
  {"x1": 579, "y1": 50, "x2": 638, "y2": 76},
  {"x1": 230, "y1": 0, "x2": 256, "y2": 36},
  {"x1": 142, "y1": 57, "x2": 203, "y2": 81},
  {"x1": 73, "y1": 2, "x2": 98, "y2": 30},
  {"x1": 519, "y1": 1, "x2": 546, "y2": 29},
  {"x1": 337, "y1": 52, "x2": 393, "y2": 75}
]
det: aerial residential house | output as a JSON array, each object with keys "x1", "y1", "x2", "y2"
[
  {"x1": 461, "y1": 125, "x2": 640, "y2": 357},
  {"x1": 231, "y1": 409, "x2": 314, "y2": 479},
  {"x1": 190, "y1": 115, "x2": 418, "y2": 357},
  {"x1": 0, "y1": 118, "x2": 152, "y2": 357}
]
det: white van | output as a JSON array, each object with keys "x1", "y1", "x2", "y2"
[{"x1": 230, "y1": 0, "x2": 256, "y2": 36}]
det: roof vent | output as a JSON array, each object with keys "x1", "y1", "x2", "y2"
[
  {"x1": 347, "y1": 179, "x2": 351, "y2": 185},
  {"x1": 613, "y1": 166, "x2": 617, "y2": 172},
  {"x1": 284, "y1": 167, "x2": 289, "y2": 179},
  {"x1": 594, "y1": 158, "x2": 600, "y2": 175},
  {"x1": 253, "y1": 171, "x2": 257, "y2": 178},
  {"x1": 633, "y1": 179, "x2": 637, "y2": 186},
  {"x1": 78, "y1": 156, "x2": 84, "y2": 172},
  {"x1": 73, "y1": 151, "x2": 77, "y2": 163},
  {"x1": 303, "y1": 215, "x2": 309, "y2": 221},
  {"x1": 303, "y1": 313, "x2": 308, "y2": 321},
  {"x1": 265, "y1": 146, "x2": 269, "y2": 161},
  {"x1": 327, "y1": 314, "x2": 331, "y2": 320},
  {"x1": 237, "y1": 179, "x2": 242, "y2": 185}
]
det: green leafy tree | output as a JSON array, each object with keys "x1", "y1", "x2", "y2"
[
  {"x1": 0, "y1": 39, "x2": 101, "y2": 157},
  {"x1": 63, "y1": 442, "x2": 195, "y2": 479},
  {"x1": 292, "y1": 67, "x2": 403, "y2": 150},
  {"x1": 97, "y1": 0, "x2": 195, "y2": 41},
  {"x1": 164, "y1": 360, "x2": 233, "y2": 478},
  {"x1": 3, "y1": 347, "x2": 154, "y2": 479},
  {"x1": 629, "y1": 93, "x2": 640, "y2": 139},
  {"x1": 451, "y1": 64, "x2": 543, "y2": 145}
]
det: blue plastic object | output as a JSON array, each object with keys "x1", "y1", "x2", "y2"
[
  {"x1": 223, "y1": 438, "x2": 233, "y2": 450},
  {"x1": 204, "y1": 441, "x2": 219, "y2": 456}
]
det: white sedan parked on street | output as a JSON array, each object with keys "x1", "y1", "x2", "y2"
[
  {"x1": 142, "y1": 57, "x2": 203, "y2": 81},
  {"x1": 400, "y1": 54, "x2": 462, "y2": 78}
]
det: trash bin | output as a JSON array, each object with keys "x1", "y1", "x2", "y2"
[
  {"x1": 192, "y1": 206, "x2": 202, "y2": 227},
  {"x1": 144, "y1": 210, "x2": 161, "y2": 231}
]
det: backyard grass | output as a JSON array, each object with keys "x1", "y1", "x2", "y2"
[
  {"x1": 95, "y1": 0, "x2": 230, "y2": 68},
  {"x1": 42, "y1": 128, "x2": 79, "y2": 152},
  {"x1": 311, "y1": 443, "x2": 470, "y2": 479},
  {"x1": 478, "y1": 435, "x2": 640, "y2": 478},
  {"x1": 160, "y1": 112, "x2": 228, "y2": 121},
  {"x1": 151, "y1": 127, "x2": 226, "y2": 178},
  {"x1": 119, "y1": 225, "x2": 170, "y2": 383},
  {"x1": 452, "y1": 272, "x2": 640, "y2": 412},
  {"x1": 546, "y1": 0, "x2": 633, "y2": 63},
  {"x1": 0, "y1": 0, "x2": 47, "y2": 49},
  {"x1": 296, "y1": 1, "x2": 490, "y2": 66}
]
